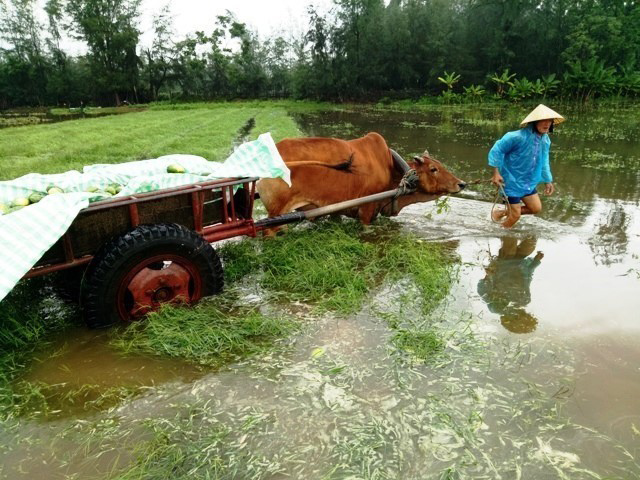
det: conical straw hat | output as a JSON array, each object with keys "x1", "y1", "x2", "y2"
[{"x1": 520, "y1": 104, "x2": 565, "y2": 128}]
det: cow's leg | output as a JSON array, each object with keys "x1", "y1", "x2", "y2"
[
  {"x1": 262, "y1": 198, "x2": 315, "y2": 236},
  {"x1": 357, "y1": 203, "x2": 379, "y2": 225}
]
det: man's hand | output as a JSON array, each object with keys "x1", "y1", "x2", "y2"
[
  {"x1": 544, "y1": 183, "x2": 555, "y2": 195},
  {"x1": 491, "y1": 170, "x2": 504, "y2": 187}
]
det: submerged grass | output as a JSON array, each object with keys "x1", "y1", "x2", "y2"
[
  {"x1": 220, "y1": 218, "x2": 455, "y2": 315},
  {"x1": 0, "y1": 279, "x2": 78, "y2": 420},
  {"x1": 54, "y1": 316, "x2": 637, "y2": 480},
  {"x1": 110, "y1": 302, "x2": 298, "y2": 367},
  {"x1": 219, "y1": 218, "x2": 456, "y2": 364}
]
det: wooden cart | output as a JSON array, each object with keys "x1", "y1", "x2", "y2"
[{"x1": 24, "y1": 165, "x2": 415, "y2": 328}]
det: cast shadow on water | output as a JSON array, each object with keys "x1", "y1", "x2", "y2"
[{"x1": 477, "y1": 235, "x2": 543, "y2": 334}]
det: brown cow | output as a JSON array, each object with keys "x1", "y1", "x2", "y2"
[{"x1": 257, "y1": 132, "x2": 465, "y2": 226}]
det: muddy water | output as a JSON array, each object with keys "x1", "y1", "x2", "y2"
[
  {"x1": 294, "y1": 104, "x2": 640, "y2": 475},
  {"x1": 2, "y1": 104, "x2": 640, "y2": 479}
]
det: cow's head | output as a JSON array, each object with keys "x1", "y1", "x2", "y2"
[{"x1": 412, "y1": 150, "x2": 466, "y2": 194}]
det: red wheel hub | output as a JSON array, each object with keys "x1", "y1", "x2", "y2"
[{"x1": 117, "y1": 254, "x2": 203, "y2": 320}]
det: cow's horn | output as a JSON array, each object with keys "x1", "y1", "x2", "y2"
[
  {"x1": 390, "y1": 149, "x2": 411, "y2": 174},
  {"x1": 422, "y1": 149, "x2": 430, "y2": 157}
]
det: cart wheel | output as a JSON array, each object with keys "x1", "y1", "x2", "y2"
[{"x1": 81, "y1": 223, "x2": 223, "y2": 329}]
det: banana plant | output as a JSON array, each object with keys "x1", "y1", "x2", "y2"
[
  {"x1": 437, "y1": 71, "x2": 461, "y2": 91},
  {"x1": 508, "y1": 77, "x2": 534, "y2": 101},
  {"x1": 440, "y1": 90, "x2": 461, "y2": 104},
  {"x1": 489, "y1": 68, "x2": 516, "y2": 97},
  {"x1": 563, "y1": 59, "x2": 616, "y2": 101},
  {"x1": 463, "y1": 84, "x2": 486, "y2": 102},
  {"x1": 540, "y1": 73, "x2": 560, "y2": 97},
  {"x1": 531, "y1": 79, "x2": 545, "y2": 96},
  {"x1": 615, "y1": 61, "x2": 640, "y2": 96}
]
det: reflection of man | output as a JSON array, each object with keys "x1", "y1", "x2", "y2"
[{"x1": 477, "y1": 236, "x2": 543, "y2": 334}]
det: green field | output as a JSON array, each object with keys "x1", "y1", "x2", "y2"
[{"x1": 0, "y1": 101, "x2": 320, "y2": 180}]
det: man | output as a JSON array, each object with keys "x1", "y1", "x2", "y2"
[{"x1": 489, "y1": 104, "x2": 565, "y2": 228}]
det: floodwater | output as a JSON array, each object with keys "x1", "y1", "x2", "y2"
[{"x1": 2, "y1": 104, "x2": 640, "y2": 479}]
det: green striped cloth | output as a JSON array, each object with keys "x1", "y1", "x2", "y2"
[{"x1": 0, "y1": 133, "x2": 290, "y2": 301}]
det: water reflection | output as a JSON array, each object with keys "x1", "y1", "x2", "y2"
[
  {"x1": 477, "y1": 235, "x2": 543, "y2": 334},
  {"x1": 588, "y1": 201, "x2": 630, "y2": 266}
]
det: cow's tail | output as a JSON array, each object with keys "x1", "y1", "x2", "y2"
[{"x1": 285, "y1": 152, "x2": 354, "y2": 173}]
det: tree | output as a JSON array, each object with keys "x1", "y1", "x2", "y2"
[
  {"x1": 295, "y1": 6, "x2": 334, "y2": 99},
  {"x1": 331, "y1": 0, "x2": 387, "y2": 98},
  {"x1": 65, "y1": 0, "x2": 142, "y2": 105},
  {"x1": 142, "y1": 4, "x2": 175, "y2": 101},
  {"x1": 227, "y1": 19, "x2": 267, "y2": 98},
  {"x1": 0, "y1": 0, "x2": 49, "y2": 105},
  {"x1": 263, "y1": 36, "x2": 293, "y2": 98}
]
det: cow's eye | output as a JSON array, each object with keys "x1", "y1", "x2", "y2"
[{"x1": 430, "y1": 167, "x2": 438, "y2": 173}]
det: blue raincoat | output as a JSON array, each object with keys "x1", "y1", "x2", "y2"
[{"x1": 488, "y1": 125, "x2": 553, "y2": 198}]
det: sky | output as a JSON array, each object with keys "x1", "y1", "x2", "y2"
[
  {"x1": 151, "y1": 0, "x2": 334, "y2": 41},
  {"x1": 46, "y1": 0, "x2": 335, "y2": 54}
]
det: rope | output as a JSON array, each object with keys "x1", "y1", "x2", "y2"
[
  {"x1": 394, "y1": 169, "x2": 419, "y2": 198},
  {"x1": 490, "y1": 184, "x2": 511, "y2": 224},
  {"x1": 386, "y1": 173, "x2": 509, "y2": 224},
  {"x1": 466, "y1": 178, "x2": 494, "y2": 186},
  {"x1": 460, "y1": 178, "x2": 510, "y2": 224},
  {"x1": 374, "y1": 169, "x2": 419, "y2": 217}
]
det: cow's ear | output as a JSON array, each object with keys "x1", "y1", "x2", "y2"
[{"x1": 413, "y1": 155, "x2": 424, "y2": 164}]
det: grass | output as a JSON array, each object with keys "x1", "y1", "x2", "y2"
[
  {"x1": 110, "y1": 303, "x2": 299, "y2": 367},
  {"x1": 220, "y1": 218, "x2": 455, "y2": 316},
  {"x1": 219, "y1": 218, "x2": 456, "y2": 365},
  {"x1": 0, "y1": 278, "x2": 79, "y2": 419},
  {"x1": 0, "y1": 101, "x2": 310, "y2": 180}
]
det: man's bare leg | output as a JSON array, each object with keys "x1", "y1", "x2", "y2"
[
  {"x1": 520, "y1": 193, "x2": 542, "y2": 215},
  {"x1": 501, "y1": 193, "x2": 543, "y2": 228},
  {"x1": 501, "y1": 204, "x2": 522, "y2": 228}
]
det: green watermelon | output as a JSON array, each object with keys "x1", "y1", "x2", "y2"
[
  {"x1": 28, "y1": 192, "x2": 47, "y2": 204},
  {"x1": 167, "y1": 164, "x2": 186, "y2": 173}
]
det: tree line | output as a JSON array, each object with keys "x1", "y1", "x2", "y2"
[{"x1": 1, "y1": 0, "x2": 639, "y2": 108}]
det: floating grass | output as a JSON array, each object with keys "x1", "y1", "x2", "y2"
[
  {"x1": 391, "y1": 328, "x2": 445, "y2": 361},
  {"x1": 50, "y1": 319, "x2": 638, "y2": 480}
]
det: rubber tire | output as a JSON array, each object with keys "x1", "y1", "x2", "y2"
[
  {"x1": 81, "y1": 223, "x2": 223, "y2": 329},
  {"x1": 50, "y1": 267, "x2": 85, "y2": 304}
]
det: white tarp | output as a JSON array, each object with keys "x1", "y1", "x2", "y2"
[{"x1": 0, "y1": 133, "x2": 289, "y2": 302}]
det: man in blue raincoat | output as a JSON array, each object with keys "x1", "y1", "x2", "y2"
[{"x1": 489, "y1": 104, "x2": 565, "y2": 228}]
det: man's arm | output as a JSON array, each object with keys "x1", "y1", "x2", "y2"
[
  {"x1": 488, "y1": 132, "x2": 517, "y2": 187},
  {"x1": 491, "y1": 167, "x2": 504, "y2": 187},
  {"x1": 541, "y1": 141, "x2": 554, "y2": 195}
]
